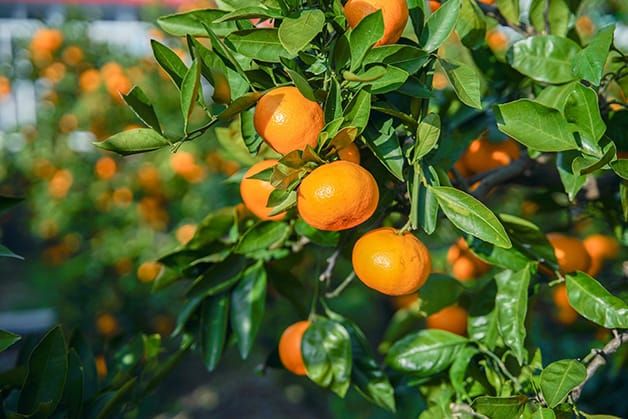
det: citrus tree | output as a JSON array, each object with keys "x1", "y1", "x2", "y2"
[{"x1": 2, "y1": 0, "x2": 628, "y2": 417}]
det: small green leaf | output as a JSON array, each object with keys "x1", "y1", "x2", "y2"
[
  {"x1": 566, "y1": 272, "x2": 628, "y2": 329},
  {"x1": 236, "y1": 222, "x2": 291, "y2": 255},
  {"x1": 509, "y1": 35, "x2": 581, "y2": 84},
  {"x1": 414, "y1": 113, "x2": 440, "y2": 161},
  {"x1": 564, "y1": 83, "x2": 606, "y2": 149},
  {"x1": 496, "y1": 99, "x2": 577, "y2": 152},
  {"x1": 122, "y1": 86, "x2": 162, "y2": 134},
  {"x1": 472, "y1": 396, "x2": 527, "y2": 418},
  {"x1": 572, "y1": 25, "x2": 615, "y2": 85},
  {"x1": 431, "y1": 186, "x2": 511, "y2": 248},
  {"x1": 218, "y1": 92, "x2": 263, "y2": 121},
  {"x1": 363, "y1": 45, "x2": 428, "y2": 74},
  {"x1": 363, "y1": 119, "x2": 404, "y2": 180},
  {"x1": 529, "y1": 0, "x2": 570, "y2": 36},
  {"x1": 213, "y1": 6, "x2": 283, "y2": 23},
  {"x1": 496, "y1": 0, "x2": 520, "y2": 23},
  {"x1": 227, "y1": 29, "x2": 293, "y2": 63},
  {"x1": 439, "y1": 59, "x2": 482, "y2": 109},
  {"x1": 180, "y1": 59, "x2": 201, "y2": 133},
  {"x1": 540, "y1": 359, "x2": 586, "y2": 408},
  {"x1": 419, "y1": 273, "x2": 464, "y2": 315},
  {"x1": 151, "y1": 39, "x2": 188, "y2": 87},
  {"x1": 200, "y1": 294, "x2": 230, "y2": 371},
  {"x1": 349, "y1": 10, "x2": 384, "y2": 71},
  {"x1": 0, "y1": 244, "x2": 23, "y2": 260},
  {"x1": 421, "y1": 0, "x2": 461, "y2": 52},
  {"x1": 557, "y1": 151, "x2": 587, "y2": 200},
  {"x1": 0, "y1": 329, "x2": 20, "y2": 352},
  {"x1": 278, "y1": 10, "x2": 325, "y2": 55},
  {"x1": 187, "y1": 255, "x2": 247, "y2": 298},
  {"x1": 157, "y1": 9, "x2": 237, "y2": 37},
  {"x1": 456, "y1": 0, "x2": 486, "y2": 48},
  {"x1": 385, "y1": 329, "x2": 467, "y2": 375},
  {"x1": 495, "y1": 267, "x2": 532, "y2": 365},
  {"x1": 95, "y1": 128, "x2": 171, "y2": 156},
  {"x1": 449, "y1": 346, "x2": 479, "y2": 397},
  {"x1": 231, "y1": 263, "x2": 267, "y2": 359},
  {"x1": 343, "y1": 89, "x2": 371, "y2": 134},
  {"x1": 285, "y1": 69, "x2": 316, "y2": 101}
]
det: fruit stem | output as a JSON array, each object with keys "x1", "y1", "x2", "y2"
[{"x1": 325, "y1": 272, "x2": 356, "y2": 298}]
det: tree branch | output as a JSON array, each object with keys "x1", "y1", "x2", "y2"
[
  {"x1": 471, "y1": 154, "x2": 531, "y2": 199},
  {"x1": 571, "y1": 330, "x2": 628, "y2": 401},
  {"x1": 319, "y1": 249, "x2": 340, "y2": 282}
]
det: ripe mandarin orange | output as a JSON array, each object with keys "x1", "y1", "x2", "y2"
[
  {"x1": 344, "y1": 0, "x2": 409, "y2": 46},
  {"x1": 429, "y1": 1, "x2": 440, "y2": 12},
  {"x1": 240, "y1": 160, "x2": 286, "y2": 221},
  {"x1": 337, "y1": 142, "x2": 361, "y2": 165},
  {"x1": 392, "y1": 293, "x2": 418, "y2": 310},
  {"x1": 176, "y1": 224, "x2": 197, "y2": 245},
  {"x1": 486, "y1": 29, "x2": 508, "y2": 52},
  {"x1": 297, "y1": 161, "x2": 379, "y2": 231},
  {"x1": 95, "y1": 157, "x2": 117, "y2": 180},
  {"x1": 452, "y1": 256, "x2": 479, "y2": 281},
  {"x1": 462, "y1": 138, "x2": 520, "y2": 174},
  {"x1": 553, "y1": 284, "x2": 577, "y2": 325},
  {"x1": 547, "y1": 233, "x2": 591, "y2": 273},
  {"x1": 254, "y1": 86, "x2": 324, "y2": 154},
  {"x1": 137, "y1": 261, "x2": 163, "y2": 282},
  {"x1": 279, "y1": 320, "x2": 310, "y2": 375},
  {"x1": 352, "y1": 227, "x2": 431, "y2": 296},
  {"x1": 447, "y1": 238, "x2": 490, "y2": 281},
  {"x1": 426, "y1": 305, "x2": 468, "y2": 336},
  {"x1": 96, "y1": 313, "x2": 119, "y2": 337},
  {"x1": 583, "y1": 234, "x2": 620, "y2": 276}
]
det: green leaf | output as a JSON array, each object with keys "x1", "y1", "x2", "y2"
[
  {"x1": 449, "y1": 346, "x2": 479, "y2": 397},
  {"x1": 419, "y1": 274, "x2": 464, "y2": 315},
  {"x1": 213, "y1": 6, "x2": 283, "y2": 23},
  {"x1": 495, "y1": 267, "x2": 532, "y2": 365},
  {"x1": 18, "y1": 326, "x2": 68, "y2": 416},
  {"x1": 69, "y1": 332, "x2": 98, "y2": 400},
  {"x1": 540, "y1": 359, "x2": 586, "y2": 408},
  {"x1": 218, "y1": 92, "x2": 263, "y2": 121},
  {"x1": 349, "y1": 10, "x2": 384, "y2": 71},
  {"x1": 157, "y1": 9, "x2": 237, "y2": 37},
  {"x1": 230, "y1": 263, "x2": 267, "y2": 359},
  {"x1": 343, "y1": 89, "x2": 371, "y2": 134},
  {"x1": 472, "y1": 396, "x2": 527, "y2": 417},
  {"x1": 557, "y1": 151, "x2": 587, "y2": 200},
  {"x1": 368, "y1": 66, "x2": 409, "y2": 94},
  {"x1": 180, "y1": 59, "x2": 201, "y2": 133},
  {"x1": 236, "y1": 222, "x2": 291, "y2": 255},
  {"x1": 385, "y1": 329, "x2": 467, "y2": 375},
  {"x1": 95, "y1": 128, "x2": 171, "y2": 156},
  {"x1": 439, "y1": 59, "x2": 482, "y2": 109},
  {"x1": 532, "y1": 408, "x2": 557, "y2": 419},
  {"x1": 302, "y1": 318, "x2": 352, "y2": 398},
  {"x1": 456, "y1": 0, "x2": 486, "y2": 48},
  {"x1": 295, "y1": 219, "x2": 340, "y2": 247},
  {"x1": 612, "y1": 159, "x2": 628, "y2": 180},
  {"x1": 572, "y1": 25, "x2": 615, "y2": 85},
  {"x1": 421, "y1": 0, "x2": 461, "y2": 52},
  {"x1": 151, "y1": 39, "x2": 188, "y2": 87},
  {"x1": 89, "y1": 377, "x2": 137, "y2": 419},
  {"x1": 565, "y1": 272, "x2": 628, "y2": 329},
  {"x1": 529, "y1": 0, "x2": 570, "y2": 36},
  {"x1": 564, "y1": 83, "x2": 606, "y2": 149},
  {"x1": 536, "y1": 82, "x2": 577, "y2": 112},
  {"x1": 200, "y1": 293, "x2": 230, "y2": 371},
  {"x1": 468, "y1": 280, "x2": 499, "y2": 348},
  {"x1": 61, "y1": 350, "x2": 83, "y2": 419},
  {"x1": 414, "y1": 113, "x2": 441, "y2": 161},
  {"x1": 363, "y1": 45, "x2": 428, "y2": 74},
  {"x1": 431, "y1": 186, "x2": 511, "y2": 248},
  {"x1": 227, "y1": 29, "x2": 293, "y2": 63},
  {"x1": 509, "y1": 35, "x2": 581, "y2": 83},
  {"x1": 122, "y1": 86, "x2": 162, "y2": 134},
  {"x1": 278, "y1": 10, "x2": 325, "y2": 55},
  {"x1": 187, "y1": 255, "x2": 247, "y2": 298},
  {"x1": 344, "y1": 65, "x2": 387, "y2": 82},
  {"x1": 285, "y1": 69, "x2": 316, "y2": 101},
  {"x1": 496, "y1": 99, "x2": 577, "y2": 151},
  {"x1": 0, "y1": 329, "x2": 20, "y2": 352},
  {"x1": 363, "y1": 119, "x2": 404, "y2": 180},
  {"x1": 325, "y1": 78, "x2": 342, "y2": 122},
  {"x1": 0, "y1": 244, "x2": 23, "y2": 260},
  {"x1": 496, "y1": 0, "x2": 520, "y2": 23}
]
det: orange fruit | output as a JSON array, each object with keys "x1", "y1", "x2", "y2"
[
  {"x1": 547, "y1": 233, "x2": 591, "y2": 274},
  {"x1": 62, "y1": 45, "x2": 83, "y2": 66},
  {"x1": 432, "y1": 72, "x2": 448, "y2": 90},
  {"x1": 575, "y1": 16, "x2": 595, "y2": 38},
  {"x1": 42, "y1": 62, "x2": 66, "y2": 84},
  {"x1": 254, "y1": 86, "x2": 324, "y2": 154},
  {"x1": 176, "y1": 224, "x2": 197, "y2": 245},
  {"x1": 79, "y1": 69, "x2": 101, "y2": 93},
  {"x1": 447, "y1": 238, "x2": 490, "y2": 281},
  {"x1": 30, "y1": 28, "x2": 63, "y2": 55},
  {"x1": 429, "y1": 1, "x2": 440, "y2": 12},
  {"x1": 137, "y1": 261, "x2": 163, "y2": 283},
  {"x1": 352, "y1": 227, "x2": 431, "y2": 296},
  {"x1": 392, "y1": 293, "x2": 418, "y2": 310},
  {"x1": 298, "y1": 161, "x2": 379, "y2": 231},
  {"x1": 278, "y1": 320, "x2": 310, "y2": 375},
  {"x1": 486, "y1": 30, "x2": 508, "y2": 52},
  {"x1": 137, "y1": 164, "x2": 161, "y2": 192},
  {"x1": 95, "y1": 355, "x2": 107, "y2": 378},
  {"x1": 337, "y1": 142, "x2": 361, "y2": 165},
  {"x1": 426, "y1": 305, "x2": 468, "y2": 336},
  {"x1": 240, "y1": 160, "x2": 286, "y2": 221},
  {"x1": 58, "y1": 113, "x2": 77, "y2": 133},
  {"x1": 112, "y1": 187, "x2": 133, "y2": 207},
  {"x1": 583, "y1": 234, "x2": 620, "y2": 276},
  {"x1": 0, "y1": 76, "x2": 10, "y2": 98},
  {"x1": 48, "y1": 169, "x2": 73, "y2": 199},
  {"x1": 479, "y1": 0, "x2": 494, "y2": 4},
  {"x1": 96, "y1": 313, "x2": 119, "y2": 337},
  {"x1": 462, "y1": 138, "x2": 520, "y2": 174},
  {"x1": 452, "y1": 159, "x2": 472, "y2": 178},
  {"x1": 344, "y1": 0, "x2": 409, "y2": 46},
  {"x1": 95, "y1": 157, "x2": 117, "y2": 180},
  {"x1": 553, "y1": 284, "x2": 578, "y2": 325},
  {"x1": 452, "y1": 256, "x2": 479, "y2": 282}
]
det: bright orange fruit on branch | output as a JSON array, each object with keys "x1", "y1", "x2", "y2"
[
  {"x1": 254, "y1": 86, "x2": 324, "y2": 155},
  {"x1": 447, "y1": 238, "x2": 490, "y2": 281},
  {"x1": 426, "y1": 305, "x2": 468, "y2": 336},
  {"x1": 429, "y1": 1, "x2": 440, "y2": 12},
  {"x1": 240, "y1": 160, "x2": 286, "y2": 221},
  {"x1": 297, "y1": 161, "x2": 379, "y2": 231},
  {"x1": 461, "y1": 138, "x2": 520, "y2": 174},
  {"x1": 352, "y1": 227, "x2": 431, "y2": 296},
  {"x1": 337, "y1": 142, "x2": 361, "y2": 165},
  {"x1": 553, "y1": 284, "x2": 577, "y2": 325},
  {"x1": 137, "y1": 261, "x2": 163, "y2": 282},
  {"x1": 95, "y1": 156, "x2": 117, "y2": 180},
  {"x1": 279, "y1": 320, "x2": 310, "y2": 375},
  {"x1": 583, "y1": 234, "x2": 620, "y2": 276},
  {"x1": 344, "y1": 0, "x2": 409, "y2": 46},
  {"x1": 547, "y1": 233, "x2": 591, "y2": 274}
]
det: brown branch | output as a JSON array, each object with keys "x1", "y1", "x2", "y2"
[
  {"x1": 471, "y1": 155, "x2": 531, "y2": 199},
  {"x1": 571, "y1": 330, "x2": 628, "y2": 401},
  {"x1": 319, "y1": 249, "x2": 340, "y2": 283}
]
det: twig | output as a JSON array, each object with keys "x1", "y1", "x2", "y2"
[
  {"x1": 478, "y1": 344, "x2": 522, "y2": 392},
  {"x1": 319, "y1": 249, "x2": 340, "y2": 282},
  {"x1": 571, "y1": 330, "x2": 628, "y2": 401},
  {"x1": 325, "y1": 272, "x2": 356, "y2": 298},
  {"x1": 471, "y1": 154, "x2": 531, "y2": 199}
]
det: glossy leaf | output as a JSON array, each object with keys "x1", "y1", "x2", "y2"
[
  {"x1": 18, "y1": 326, "x2": 68, "y2": 415},
  {"x1": 95, "y1": 128, "x2": 171, "y2": 156},
  {"x1": 496, "y1": 0, "x2": 519, "y2": 23},
  {"x1": 496, "y1": 99, "x2": 577, "y2": 152},
  {"x1": 565, "y1": 272, "x2": 628, "y2": 329},
  {"x1": 564, "y1": 83, "x2": 606, "y2": 149},
  {"x1": 431, "y1": 186, "x2": 511, "y2": 248},
  {"x1": 285, "y1": 69, "x2": 316, "y2": 101},
  {"x1": 213, "y1": 6, "x2": 283, "y2": 23},
  {"x1": 218, "y1": 92, "x2": 263, "y2": 121},
  {"x1": 572, "y1": 25, "x2": 615, "y2": 85},
  {"x1": 456, "y1": 0, "x2": 486, "y2": 48},
  {"x1": 0, "y1": 329, "x2": 20, "y2": 352},
  {"x1": 230, "y1": 262, "x2": 267, "y2": 359},
  {"x1": 468, "y1": 280, "x2": 499, "y2": 348},
  {"x1": 343, "y1": 89, "x2": 371, "y2": 134},
  {"x1": 349, "y1": 10, "x2": 384, "y2": 71},
  {"x1": 151, "y1": 39, "x2": 188, "y2": 87},
  {"x1": 449, "y1": 346, "x2": 479, "y2": 397},
  {"x1": 414, "y1": 113, "x2": 441, "y2": 161},
  {"x1": 419, "y1": 274, "x2": 464, "y2": 315},
  {"x1": 529, "y1": 0, "x2": 570, "y2": 36},
  {"x1": 180, "y1": 59, "x2": 201, "y2": 133},
  {"x1": 540, "y1": 359, "x2": 586, "y2": 408},
  {"x1": 227, "y1": 29, "x2": 293, "y2": 63},
  {"x1": 385, "y1": 329, "x2": 467, "y2": 375},
  {"x1": 278, "y1": 10, "x2": 325, "y2": 55},
  {"x1": 472, "y1": 396, "x2": 527, "y2": 417},
  {"x1": 302, "y1": 318, "x2": 352, "y2": 397},
  {"x1": 495, "y1": 267, "x2": 532, "y2": 365},
  {"x1": 187, "y1": 255, "x2": 247, "y2": 298},
  {"x1": 200, "y1": 293, "x2": 230, "y2": 371},
  {"x1": 509, "y1": 36, "x2": 580, "y2": 83},
  {"x1": 157, "y1": 9, "x2": 236, "y2": 37},
  {"x1": 363, "y1": 119, "x2": 405, "y2": 180},
  {"x1": 236, "y1": 222, "x2": 291, "y2": 255},
  {"x1": 122, "y1": 86, "x2": 162, "y2": 134},
  {"x1": 557, "y1": 151, "x2": 587, "y2": 200},
  {"x1": 421, "y1": 0, "x2": 461, "y2": 52},
  {"x1": 439, "y1": 59, "x2": 482, "y2": 109},
  {"x1": 363, "y1": 45, "x2": 428, "y2": 74}
]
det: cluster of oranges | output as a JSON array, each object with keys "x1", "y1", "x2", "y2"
[
  {"x1": 30, "y1": 28, "x2": 64, "y2": 63},
  {"x1": 447, "y1": 238, "x2": 490, "y2": 281}
]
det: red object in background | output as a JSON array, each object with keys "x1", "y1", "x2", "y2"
[{"x1": 0, "y1": 0, "x2": 185, "y2": 5}]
